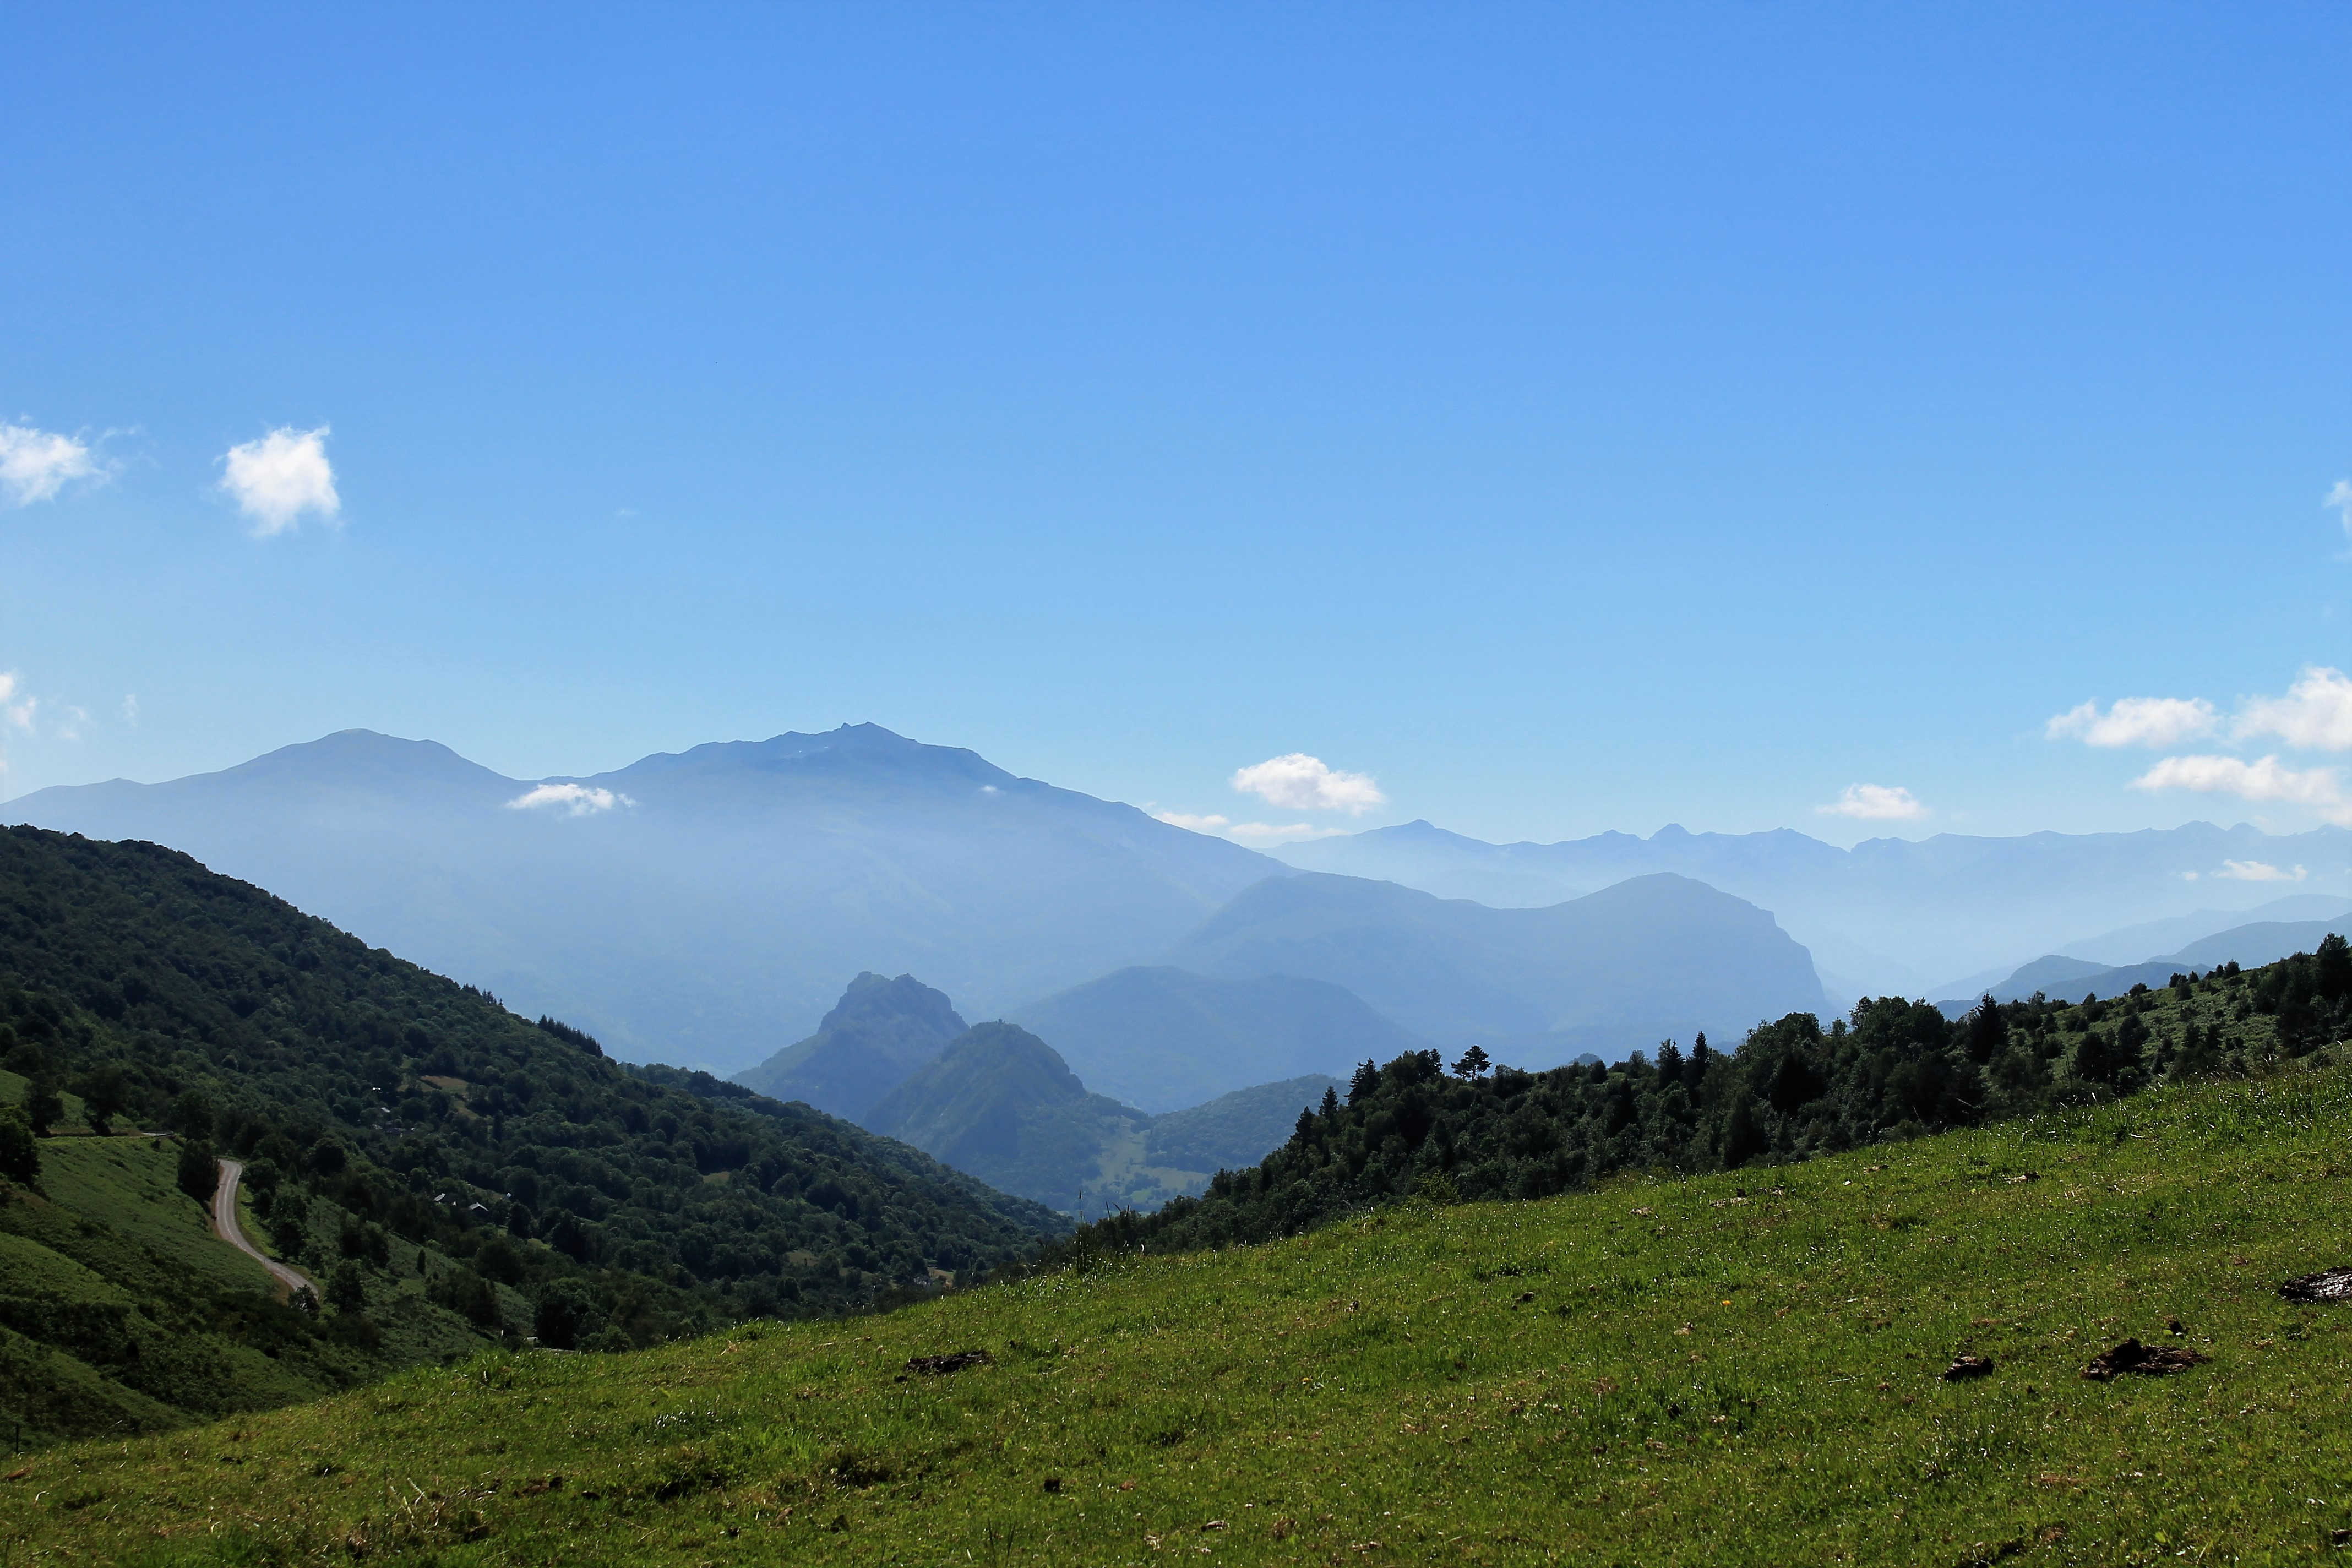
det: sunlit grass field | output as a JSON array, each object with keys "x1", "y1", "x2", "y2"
[{"x1": 6, "y1": 1066, "x2": 2351, "y2": 1565}]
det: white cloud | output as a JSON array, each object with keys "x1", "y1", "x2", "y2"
[
  {"x1": 2216, "y1": 859, "x2": 2308, "y2": 883},
  {"x1": 1155, "y1": 809, "x2": 1342, "y2": 845},
  {"x1": 1228, "y1": 821, "x2": 1344, "y2": 844},
  {"x1": 0, "y1": 672, "x2": 35, "y2": 731},
  {"x1": 121, "y1": 694, "x2": 139, "y2": 725},
  {"x1": 2130, "y1": 753, "x2": 2350, "y2": 823},
  {"x1": 2328, "y1": 480, "x2": 2351, "y2": 540},
  {"x1": 505, "y1": 783, "x2": 634, "y2": 816},
  {"x1": 1229, "y1": 753, "x2": 1386, "y2": 814},
  {"x1": 220, "y1": 426, "x2": 340, "y2": 535},
  {"x1": 2234, "y1": 666, "x2": 2352, "y2": 752},
  {"x1": 2045, "y1": 696, "x2": 2218, "y2": 749},
  {"x1": 1817, "y1": 783, "x2": 1928, "y2": 821},
  {"x1": 0, "y1": 424, "x2": 100, "y2": 506}
]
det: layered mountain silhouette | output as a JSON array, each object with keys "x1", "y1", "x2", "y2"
[
  {"x1": 3, "y1": 726, "x2": 1278, "y2": 1074},
  {"x1": 1005, "y1": 966, "x2": 1428, "y2": 1113},
  {"x1": 1276, "y1": 818, "x2": 2352, "y2": 999},
  {"x1": 1939, "y1": 914, "x2": 2352, "y2": 1014},
  {"x1": 734, "y1": 972, "x2": 968, "y2": 1119},
  {"x1": 854, "y1": 1020, "x2": 1341, "y2": 1216},
  {"x1": 2051, "y1": 895, "x2": 2352, "y2": 968},
  {"x1": 1166, "y1": 870, "x2": 1826, "y2": 1064}
]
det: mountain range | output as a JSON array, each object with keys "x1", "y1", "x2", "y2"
[
  {"x1": 1165, "y1": 869, "x2": 1825, "y2": 1066},
  {"x1": 1004, "y1": 966, "x2": 1428, "y2": 1113},
  {"x1": 1275, "y1": 818, "x2": 2352, "y2": 998},
  {"x1": 4, "y1": 727, "x2": 1836, "y2": 1090},
  {"x1": 731, "y1": 972, "x2": 1350, "y2": 1214},
  {"x1": 21, "y1": 722, "x2": 2337, "y2": 1097},
  {"x1": 1937, "y1": 913, "x2": 2352, "y2": 1013},
  {"x1": 3, "y1": 726, "x2": 1275, "y2": 1074}
]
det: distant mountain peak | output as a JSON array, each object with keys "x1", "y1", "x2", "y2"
[{"x1": 598, "y1": 723, "x2": 1015, "y2": 788}]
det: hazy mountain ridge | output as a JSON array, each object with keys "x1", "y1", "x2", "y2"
[
  {"x1": 733, "y1": 973, "x2": 968, "y2": 1119},
  {"x1": 1941, "y1": 916, "x2": 2352, "y2": 1013},
  {"x1": 1278, "y1": 818, "x2": 2352, "y2": 996},
  {"x1": 3, "y1": 726, "x2": 1282, "y2": 1075},
  {"x1": 1167, "y1": 870, "x2": 1826, "y2": 1065},
  {"x1": 858, "y1": 1021, "x2": 1342, "y2": 1217},
  {"x1": 1005, "y1": 966, "x2": 1429, "y2": 1113}
]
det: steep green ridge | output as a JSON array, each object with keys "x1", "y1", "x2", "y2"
[
  {"x1": 0, "y1": 1133, "x2": 501, "y2": 1452},
  {"x1": 1071, "y1": 941, "x2": 2350, "y2": 1254},
  {"x1": 861, "y1": 1026, "x2": 1344, "y2": 1219},
  {"x1": 8, "y1": 1066, "x2": 2352, "y2": 1562},
  {"x1": 0, "y1": 826, "x2": 1069, "y2": 1429},
  {"x1": 1142, "y1": 1074, "x2": 1343, "y2": 1175},
  {"x1": 860, "y1": 1023, "x2": 1161, "y2": 1217},
  {"x1": 731, "y1": 972, "x2": 967, "y2": 1119}
]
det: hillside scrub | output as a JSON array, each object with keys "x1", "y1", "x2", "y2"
[
  {"x1": 0, "y1": 826, "x2": 1069, "y2": 1441},
  {"x1": 6, "y1": 1066, "x2": 2352, "y2": 1562},
  {"x1": 1060, "y1": 944, "x2": 2345, "y2": 1256}
]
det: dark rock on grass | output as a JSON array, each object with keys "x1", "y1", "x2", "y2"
[
  {"x1": 2279, "y1": 1267, "x2": 2352, "y2": 1304},
  {"x1": 2079, "y1": 1338, "x2": 2210, "y2": 1381},
  {"x1": 907, "y1": 1350, "x2": 994, "y2": 1375},
  {"x1": 1941, "y1": 1354, "x2": 1995, "y2": 1381}
]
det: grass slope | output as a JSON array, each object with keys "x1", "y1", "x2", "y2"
[{"x1": 8, "y1": 1066, "x2": 2352, "y2": 1563}]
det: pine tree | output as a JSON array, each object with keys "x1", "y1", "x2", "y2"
[
  {"x1": 327, "y1": 1262, "x2": 368, "y2": 1314},
  {"x1": 1348, "y1": 1060, "x2": 1379, "y2": 1105},
  {"x1": 23, "y1": 1079, "x2": 61, "y2": 1137},
  {"x1": 1452, "y1": 1046, "x2": 1490, "y2": 1080},
  {"x1": 175, "y1": 1138, "x2": 217, "y2": 1202},
  {"x1": 1965, "y1": 996, "x2": 2007, "y2": 1063},
  {"x1": 0, "y1": 1107, "x2": 38, "y2": 1185}
]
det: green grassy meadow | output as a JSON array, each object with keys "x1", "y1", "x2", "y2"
[{"x1": 7, "y1": 1065, "x2": 2352, "y2": 1565}]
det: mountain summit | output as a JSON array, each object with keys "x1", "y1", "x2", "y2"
[{"x1": 4, "y1": 725, "x2": 1280, "y2": 1072}]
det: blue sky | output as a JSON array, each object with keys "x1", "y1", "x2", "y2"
[{"x1": 3, "y1": 2, "x2": 2348, "y2": 847}]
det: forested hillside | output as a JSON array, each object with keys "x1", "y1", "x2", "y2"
[
  {"x1": 1065, "y1": 937, "x2": 2352, "y2": 1254},
  {"x1": 0, "y1": 826, "x2": 1069, "y2": 1446}
]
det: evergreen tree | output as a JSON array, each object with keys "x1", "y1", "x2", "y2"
[
  {"x1": 2114, "y1": 1011, "x2": 2150, "y2": 1085},
  {"x1": 1452, "y1": 1045, "x2": 1490, "y2": 1080},
  {"x1": 2318, "y1": 933, "x2": 2352, "y2": 1004},
  {"x1": 1964, "y1": 995, "x2": 2007, "y2": 1063},
  {"x1": 0, "y1": 1106, "x2": 38, "y2": 1185},
  {"x1": 2072, "y1": 1026, "x2": 2116, "y2": 1087},
  {"x1": 268, "y1": 1191, "x2": 311, "y2": 1259},
  {"x1": 1720, "y1": 1092, "x2": 1767, "y2": 1168},
  {"x1": 1348, "y1": 1060, "x2": 1379, "y2": 1104},
  {"x1": 175, "y1": 1137, "x2": 217, "y2": 1202},
  {"x1": 23, "y1": 1079, "x2": 61, "y2": 1137},
  {"x1": 74, "y1": 1065, "x2": 128, "y2": 1135},
  {"x1": 1319, "y1": 1086, "x2": 1340, "y2": 1121},
  {"x1": 326, "y1": 1261, "x2": 368, "y2": 1314},
  {"x1": 533, "y1": 1279, "x2": 594, "y2": 1349}
]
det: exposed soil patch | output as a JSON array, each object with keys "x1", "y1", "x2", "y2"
[
  {"x1": 1941, "y1": 1354, "x2": 1995, "y2": 1381},
  {"x1": 906, "y1": 1350, "x2": 994, "y2": 1376},
  {"x1": 2079, "y1": 1339, "x2": 2209, "y2": 1381},
  {"x1": 2279, "y1": 1267, "x2": 2352, "y2": 1304}
]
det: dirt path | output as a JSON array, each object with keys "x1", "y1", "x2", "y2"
[{"x1": 211, "y1": 1157, "x2": 314, "y2": 1299}]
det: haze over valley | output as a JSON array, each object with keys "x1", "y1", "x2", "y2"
[{"x1": 6, "y1": 6, "x2": 2350, "y2": 1558}]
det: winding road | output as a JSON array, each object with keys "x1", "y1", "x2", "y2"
[{"x1": 210, "y1": 1157, "x2": 315, "y2": 1299}]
